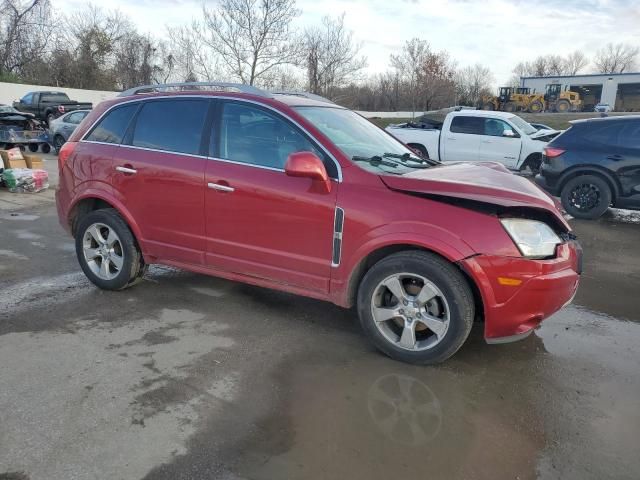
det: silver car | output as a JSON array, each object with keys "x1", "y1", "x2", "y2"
[
  {"x1": 49, "y1": 109, "x2": 90, "y2": 153},
  {"x1": 594, "y1": 103, "x2": 612, "y2": 113}
]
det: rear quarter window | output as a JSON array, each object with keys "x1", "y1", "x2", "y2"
[{"x1": 85, "y1": 104, "x2": 138, "y2": 144}]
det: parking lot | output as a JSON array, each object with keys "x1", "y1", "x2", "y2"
[{"x1": 0, "y1": 154, "x2": 637, "y2": 479}]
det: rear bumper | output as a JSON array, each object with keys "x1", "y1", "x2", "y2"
[
  {"x1": 534, "y1": 173, "x2": 560, "y2": 196},
  {"x1": 55, "y1": 187, "x2": 72, "y2": 234},
  {"x1": 460, "y1": 241, "x2": 582, "y2": 342}
]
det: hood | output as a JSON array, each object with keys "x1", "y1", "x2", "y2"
[
  {"x1": 530, "y1": 128, "x2": 561, "y2": 141},
  {"x1": 380, "y1": 162, "x2": 569, "y2": 228}
]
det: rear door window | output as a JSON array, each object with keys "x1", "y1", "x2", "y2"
[
  {"x1": 66, "y1": 111, "x2": 86, "y2": 124},
  {"x1": 130, "y1": 99, "x2": 209, "y2": 155},
  {"x1": 450, "y1": 116, "x2": 484, "y2": 135},
  {"x1": 582, "y1": 122, "x2": 622, "y2": 147},
  {"x1": 85, "y1": 104, "x2": 138, "y2": 144}
]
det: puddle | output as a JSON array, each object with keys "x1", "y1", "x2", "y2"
[
  {"x1": 0, "y1": 249, "x2": 28, "y2": 260},
  {"x1": 0, "y1": 308, "x2": 235, "y2": 480},
  {"x1": 190, "y1": 286, "x2": 227, "y2": 298},
  {"x1": 14, "y1": 229, "x2": 43, "y2": 240},
  {"x1": 0, "y1": 213, "x2": 40, "y2": 221}
]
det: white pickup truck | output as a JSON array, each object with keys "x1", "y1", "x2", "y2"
[{"x1": 385, "y1": 110, "x2": 560, "y2": 171}]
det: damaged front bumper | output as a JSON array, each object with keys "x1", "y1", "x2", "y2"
[{"x1": 460, "y1": 241, "x2": 582, "y2": 343}]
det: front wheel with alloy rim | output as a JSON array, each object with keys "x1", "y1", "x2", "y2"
[
  {"x1": 357, "y1": 251, "x2": 475, "y2": 364},
  {"x1": 75, "y1": 208, "x2": 146, "y2": 290},
  {"x1": 561, "y1": 174, "x2": 612, "y2": 219}
]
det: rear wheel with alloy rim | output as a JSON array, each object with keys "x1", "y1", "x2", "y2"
[
  {"x1": 561, "y1": 174, "x2": 611, "y2": 219},
  {"x1": 75, "y1": 208, "x2": 146, "y2": 290},
  {"x1": 357, "y1": 251, "x2": 474, "y2": 364}
]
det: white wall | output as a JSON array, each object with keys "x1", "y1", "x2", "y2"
[
  {"x1": 0, "y1": 82, "x2": 428, "y2": 118},
  {"x1": 356, "y1": 111, "x2": 426, "y2": 118},
  {"x1": 0, "y1": 82, "x2": 117, "y2": 107}
]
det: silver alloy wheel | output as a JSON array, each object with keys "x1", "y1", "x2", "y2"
[
  {"x1": 82, "y1": 222, "x2": 124, "y2": 280},
  {"x1": 371, "y1": 273, "x2": 450, "y2": 351}
]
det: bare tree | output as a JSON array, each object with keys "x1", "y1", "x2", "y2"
[
  {"x1": 455, "y1": 64, "x2": 494, "y2": 107},
  {"x1": 594, "y1": 43, "x2": 639, "y2": 73},
  {"x1": 114, "y1": 32, "x2": 157, "y2": 89},
  {"x1": 200, "y1": 0, "x2": 301, "y2": 85},
  {"x1": 418, "y1": 50, "x2": 456, "y2": 110},
  {"x1": 303, "y1": 14, "x2": 367, "y2": 99},
  {"x1": 166, "y1": 23, "x2": 220, "y2": 81},
  {"x1": 390, "y1": 38, "x2": 431, "y2": 115},
  {"x1": 547, "y1": 55, "x2": 565, "y2": 76},
  {"x1": 564, "y1": 50, "x2": 588, "y2": 75},
  {"x1": 0, "y1": 0, "x2": 52, "y2": 78}
]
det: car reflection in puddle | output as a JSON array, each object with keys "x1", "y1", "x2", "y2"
[{"x1": 367, "y1": 373, "x2": 442, "y2": 447}]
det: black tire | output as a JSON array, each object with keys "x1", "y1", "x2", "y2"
[
  {"x1": 504, "y1": 102, "x2": 516, "y2": 112},
  {"x1": 408, "y1": 143, "x2": 429, "y2": 159},
  {"x1": 556, "y1": 100, "x2": 570, "y2": 113},
  {"x1": 75, "y1": 208, "x2": 146, "y2": 290},
  {"x1": 53, "y1": 135, "x2": 65, "y2": 154},
  {"x1": 357, "y1": 251, "x2": 475, "y2": 365},
  {"x1": 482, "y1": 103, "x2": 494, "y2": 111},
  {"x1": 520, "y1": 154, "x2": 542, "y2": 174},
  {"x1": 28, "y1": 143, "x2": 39, "y2": 152},
  {"x1": 528, "y1": 101, "x2": 543, "y2": 113},
  {"x1": 561, "y1": 174, "x2": 612, "y2": 219},
  {"x1": 41, "y1": 143, "x2": 51, "y2": 154}
]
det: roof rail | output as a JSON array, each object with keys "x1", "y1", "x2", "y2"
[
  {"x1": 118, "y1": 82, "x2": 270, "y2": 98},
  {"x1": 270, "y1": 91, "x2": 334, "y2": 104}
]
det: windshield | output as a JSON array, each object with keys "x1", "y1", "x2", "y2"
[
  {"x1": 509, "y1": 115, "x2": 538, "y2": 135},
  {"x1": 293, "y1": 106, "x2": 423, "y2": 175}
]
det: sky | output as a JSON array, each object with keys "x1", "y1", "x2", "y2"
[{"x1": 55, "y1": 0, "x2": 640, "y2": 86}]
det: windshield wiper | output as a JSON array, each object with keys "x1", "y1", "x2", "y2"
[
  {"x1": 352, "y1": 155, "x2": 400, "y2": 169},
  {"x1": 383, "y1": 152, "x2": 440, "y2": 167}
]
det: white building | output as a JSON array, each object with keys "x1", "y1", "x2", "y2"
[{"x1": 520, "y1": 73, "x2": 640, "y2": 111}]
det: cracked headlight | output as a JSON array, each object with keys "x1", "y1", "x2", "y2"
[{"x1": 500, "y1": 218, "x2": 561, "y2": 259}]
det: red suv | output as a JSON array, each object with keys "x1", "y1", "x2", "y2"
[{"x1": 56, "y1": 82, "x2": 582, "y2": 364}]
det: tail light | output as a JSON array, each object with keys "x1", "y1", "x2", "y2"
[
  {"x1": 58, "y1": 141, "x2": 77, "y2": 172},
  {"x1": 58, "y1": 105, "x2": 65, "y2": 113},
  {"x1": 544, "y1": 147, "x2": 565, "y2": 158}
]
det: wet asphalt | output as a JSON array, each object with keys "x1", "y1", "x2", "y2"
[{"x1": 0, "y1": 182, "x2": 639, "y2": 479}]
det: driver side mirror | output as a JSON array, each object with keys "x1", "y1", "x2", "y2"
[
  {"x1": 503, "y1": 129, "x2": 518, "y2": 138},
  {"x1": 285, "y1": 151, "x2": 331, "y2": 193}
]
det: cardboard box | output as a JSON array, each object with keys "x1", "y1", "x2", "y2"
[
  {"x1": 0, "y1": 148, "x2": 28, "y2": 169},
  {"x1": 23, "y1": 154, "x2": 44, "y2": 170}
]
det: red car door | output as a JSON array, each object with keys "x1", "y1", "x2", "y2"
[
  {"x1": 111, "y1": 98, "x2": 210, "y2": 265},
  {"x1": 204, "y1": 100, "x2": 339, "y2": 293}
]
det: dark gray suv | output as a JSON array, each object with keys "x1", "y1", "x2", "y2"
[{"x1": 535, "y1": 116, "x2": 640, "y2": 219}]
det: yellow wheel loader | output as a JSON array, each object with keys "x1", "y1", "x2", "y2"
[{"x1": 545, "y1": 84, "x2": 583, "y2": 112}]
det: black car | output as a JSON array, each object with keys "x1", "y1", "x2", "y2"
[
  {"x1": 535, "y1": 116, "x2": 640, "y2": 219},
  {"x1": 13, "y1": 91, "x2": 93, "y2": 125}
]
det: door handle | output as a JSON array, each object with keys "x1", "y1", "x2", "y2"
[
  {"x1": 208, "y1": 182, "x2": 235, "y2": 193},
  {"x1": 606, "y1": 154, "x2": 623, "y2": 161},
  {"x1": 116, "y1": 166, "x2": 137, "y2": 174}
]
